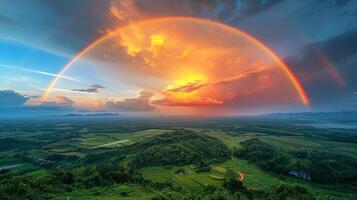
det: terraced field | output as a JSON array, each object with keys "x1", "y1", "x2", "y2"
[{"x1": 0, "y1": 118, "x2": 356, "y2": 199}]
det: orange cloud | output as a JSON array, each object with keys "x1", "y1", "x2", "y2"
[
  {"x1": 153, "y1": 91, "x2": 223, "y2": 107},
  {"x1": 53, "y1": 96, "x2": 74, "y2": 105},
  {"x1": 151, "y1": 65, "x2": 273, "y2": 107},
  {"x1": 166, "y1": 80, "x2": 206, "y2": 93},
  {"x1": 106, "y1": 90, "x2": 155, "y2": 111},
  {"x1": 47, "y1": 18, "x2": 308, "y2": 114},
  {"x1": 110, "y1": 0, "x2": 139, "y2": 22}
]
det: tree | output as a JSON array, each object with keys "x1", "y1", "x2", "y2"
[{"x1": 223, "y1": 169, "x2": 244, "y2": 191}]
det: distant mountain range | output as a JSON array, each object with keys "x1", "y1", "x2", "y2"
[
  {"x1": 263, "y1": 111, "x2": 357, "y2": 121},
  {"x1": 62, "y1": 113, "x2": 124, "y2": 117}
]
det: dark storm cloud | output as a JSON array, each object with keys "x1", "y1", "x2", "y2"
[
  {"x1": 71, "y1": 84, "x2": 105, "y2": 93},
  {"x1": 317, "y1": 0, "x2": 352, "y2": 7},
  {"x1": 315, "y1": 28, "x2": 357, "y2": 63},
  {"x1": 0, "y1": 0, "x2": 293, "y2": 55},
  {"x1": 287, "y1": 28, "x2": 357, "y2": 82},
  {"x1": 0, "y1": 0, "x2": 117, "y2": 55},
  {"x1": 234, "y1": 0, "x2": 285, "y2": 20},
  {"x1": 0, "y1": 91, "x2": 75, "y2": 117},
  {"x1": 334, "y1": 0, "x2": 351, "y2": 6},
  {"x1": 189, "y1": 0, "x2": 218, "y2": 12},
  {"x1": 0, "y1": 90, "x2": 29, "y2": 108},
  {"x1": 286, "y1": 29, "x2": 357, "y2": 106},
  {"x1": 0, "y1": 14, "x2": 23, "y2": 27},
  {"x1": 109, "y1": 0, "x2": 284, "y2": 22},
  {"x1": 105, "y1": 90, "x2": 155, "y2": 112},
  {"x1": 39, "y1": 0, "x2": 115, "y2": 53}
]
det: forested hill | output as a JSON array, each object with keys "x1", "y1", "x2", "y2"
[{"x1": 129, "y1": 130, "x2": 231, "y2": 167}]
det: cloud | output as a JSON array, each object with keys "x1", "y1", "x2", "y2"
[
  {"x1": 109, "y1": 0, "x2": 282, "y2": 23},
  {"x1": 40, "y1": 96, "x2": 74, "y2": 106},
  {"x1": 0, "y1": 0, "x2": 114, "y2": 55},
  {"x1": 234, "y1": 0, "x2": 285, "y2": 20},
  {"x1": 90, "y1": 84, "x2": 105, "y2": 89},
  {"x1": 0, "y1": 13, "x2": 22, "y2": 27},
  {"x1": 286, "y1": 28, "x2": 357, "y2": 83},
  {"x1": 0, "y1": 90, "x2": 76, "y2": 117},
  {"x1": 166, "y1": 80, "x2": 206, "y2": 93},
  {"x1": 105, "y1": 90, "x2": 155, "y2": 111},
  {"x1": 152, "y1": 94, "x2": 223, "y2": 107},
  {"x1": 311, "y1": 28, "x2": 357, "y2": 64},
  {"x1": 0, "y1": 0, "x2": 288, "y2": 55},
  {"x1": 53, "y1": 96, "x2": 74, "y2": 105},
  {"x1": 0, "y1": 90, "x2": 29, "y2": 108},
  {"x1": 285, "y1": 28, "x2": 357, "y2": 104},
  {"x1": 152, "y1": 66, "x2": 271, "y2": 107},
  {"x1": 313, "y1": 0, "x2": 352, "y2": 7},
  {"x1": 71, "y1": 84, "x2": 105, "y2": 93},
  {"x1": 0, "y1": 64, "x2": 78, "y2": 82},
  {"x1": 30, "y1": 70, "x2": 78, "y2": 82},
  {"x1": 39, "y1": 0, "x2": 114, "y2": 52},
  {"x1": 71, "y1": 88, "x2": 97, "y2": 93}
]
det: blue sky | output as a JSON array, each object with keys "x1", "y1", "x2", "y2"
[
  {"x1": 0, "y1": 0, "x2": 356, "y2": 116},
  {"x1": 0, "y1": 38, "x2": 68, "y2": 96}
]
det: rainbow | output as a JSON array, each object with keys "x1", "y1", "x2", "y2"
[{"x1": 41, "y1": 17, "x2": 310, "y2": 105}]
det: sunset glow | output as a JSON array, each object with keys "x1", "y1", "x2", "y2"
[{"x1": 42, "y1": 17, "x2": 309, "y2": 115}]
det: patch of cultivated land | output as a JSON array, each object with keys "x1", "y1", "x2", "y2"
[
  {"x1": 89, "y1": 139, "x2": 131, "y2": 149},
  {"x1": 207, "y1": 131, "x2": 357, "y2": 199},
  {"x1": 140, "y1": 165, "x2": 221, "y2": 191},
  {"x1": 140, "y1": 158, "x2": 280, "y2": 191},
  {"x1": 77, "y1": 129, "x2": 172, "y2": 149},
  {"x1": 140, "y1": 157, "x2": 356, "y2": 199},
  {"x1": 0, "y1": 120, "x2": 356, "y2": 200}
]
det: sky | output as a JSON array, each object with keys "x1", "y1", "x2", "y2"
[{"x1": 0, "y1": 0, "x2": 356, "y2": 116}]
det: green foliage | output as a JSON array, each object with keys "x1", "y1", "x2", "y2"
[
  {"x1": 151, "y1": 190, "x2": 184, "y2": 200},
  {"x1": 0, "y1": 119, "x2": 356, "y2": 199},
  {"x1": 150, "y1": 184, "x2": 316, "y2": 200},
  {"x1": 234, "y1": 138, "x2": 357, "y2": 186},
  {"x1": 0, "y1": 138, "x2": 42, "y2": 151},
  {"x1": 0, "y1": 162, "x2": 143, "y2": 199},
  {"x1": 83, "y1": 150, "x2": 126, "y2": 164},
  {"x1": 132, "y1": 130, "x2": 231, "y2": 167},
  {"x1": 272, "y1": 184, "x2": 316, "y2": 200},
  {"x1": 46, "y1": 153, "x2": 79, "y2": 162},
  {"x1": 223, "y1": 169, "x2": 244, "y2": 192},
  {"x1": 195, "y1": 160, "x2": 212, "y2": 173},
  {"x1": 175, "y1": 168, "x2": 186, "y2": 174},
  {"x1": 307, "y1": 152, "x2": 357, "y2": 185},
  {"x1": 234, "y1": 138, "x2": 293, "y2": 174}
]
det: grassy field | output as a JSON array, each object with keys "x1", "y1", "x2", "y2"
[
  {"x1": 0, "y1": 118, "x2": 356, "y2": 199},
  {"x1": 53, "y1": 184, "x2": 153, "y2": 200},
  {"x1": 141, "y1": 155, "x2": 356, "y2": 199}
]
